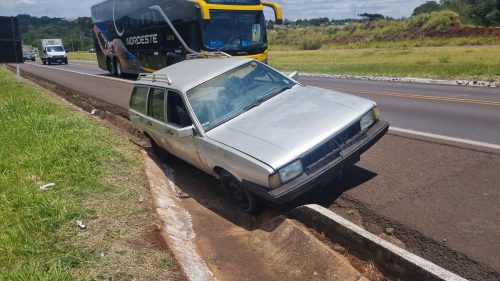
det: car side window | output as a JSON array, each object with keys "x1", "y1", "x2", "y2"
[
  {"x1": 148, "y1": 88, "x2": 166, "y2": 121},
  {"x1": 167, "y1": 91, "x2": 192, "y2": 128},
  {"x1": 130, "y1": 86, "x2": 149, "y2": 114}
]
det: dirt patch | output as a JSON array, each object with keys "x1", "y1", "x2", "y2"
[
  {"x1": 127, "y1": 228, "x2": 169, "y2": 251},
  {"x1": 312, "y1": 231, "x2": 390, "y2": 281}
]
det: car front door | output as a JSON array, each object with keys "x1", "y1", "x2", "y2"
[{"x1": 164, "y1": 90, "x2": 210, "y2": 172}]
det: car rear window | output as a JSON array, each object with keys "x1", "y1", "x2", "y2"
[{"x1": 130, "y1": 86, "x2": 149, "y2": 114}]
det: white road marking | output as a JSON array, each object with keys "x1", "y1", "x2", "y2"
[
  {"x1": 24, "y1": 62, "x2": 134, "y2": 84},
  {"x1": 391, "y1": 127, "x2": 500, "y2": 150}
]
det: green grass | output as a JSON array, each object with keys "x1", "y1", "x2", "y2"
[
  {"x1": 270, "y1": 36, "x2": 500, "y2": 50},
  {"x1": 67, "y1": 52, "x2": 96, "y2": 61},
  {"x1": 269, "y1": 45, "x2": 500, "y2": 82},
  {"x1": 0, "y1": 67, "x2": 181, "y2": 280}
]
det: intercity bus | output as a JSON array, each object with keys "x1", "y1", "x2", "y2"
[{"x1": 91, "y1": 0, "x2": 282, "y2": 76}]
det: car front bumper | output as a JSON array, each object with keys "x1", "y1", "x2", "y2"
[{"x1": 243, "y1": 120, "x2": 390, "y2": 204}]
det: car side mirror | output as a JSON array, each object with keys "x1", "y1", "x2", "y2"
[
  {"x1": 288, "y1": 71, "x2": 298, "y2": 79},
  {"x1": 177, "y1": 125, "x2": 195, "y2": 138}
]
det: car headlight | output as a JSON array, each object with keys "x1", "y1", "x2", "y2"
[
  {"x1": 360, "y1": 108, "x2": 379, "y2": 131},
  {"x1": 269, "y1": 160, "x2": 304, "y2": 189},
  {"x1": 279, "y1": 159, "x2": 303, "y2": 184}
]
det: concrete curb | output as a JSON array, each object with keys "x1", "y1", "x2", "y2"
[
  {"x1": 142, "y1": 151, "x2": 216, "y2": 281},
  {"x1": 296, "y1": 72, "x2": 498, "y2": 88},
  {"x1": 289, "y1": 204, "x2": 468, "y2": 281}
]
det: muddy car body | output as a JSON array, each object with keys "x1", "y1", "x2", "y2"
[{"x1": 129, "y1": 58, "x2": 389, "y2": 211}]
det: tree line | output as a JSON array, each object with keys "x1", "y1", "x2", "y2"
[
  {"x1": 17, "y1": 14, "x2": 94, "y2": 51},
  {"x1": 413, "y1": 0, "x2": 500, "y2": 26}
]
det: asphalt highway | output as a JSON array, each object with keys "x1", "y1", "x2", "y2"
[
  {"x1": 19, "y1": 60, "x2": 500, "y2": 145},
  {"x1": 14, "y1": 60, "x2": 500, "y2": 280}
]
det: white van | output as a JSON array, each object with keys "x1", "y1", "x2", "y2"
[{"x1": 41, "y1": 39, "x2": 68, "y2": 65}]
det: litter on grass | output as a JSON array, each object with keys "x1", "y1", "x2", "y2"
[
  {"x1": 39, "y1": 183, "x2": 56, "y2": 191},
  {"x1": 76, "y1": 220, "x2": 87, "y2": 229}
]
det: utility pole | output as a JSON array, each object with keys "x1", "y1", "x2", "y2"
[{"x1": 80, "y1": 32, "x2": 83, "y2": 52}]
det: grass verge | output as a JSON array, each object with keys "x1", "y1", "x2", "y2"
[
  {"x1": 269, "y1": 45, "x2": 500, "y2": 82},
  {"x1": 67, "y1": 52, "x2": 96, "y2": 61},
  {"x1": 0, "y1": 66, "x2": 184, "y2": 280}
]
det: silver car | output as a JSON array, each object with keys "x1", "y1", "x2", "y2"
[{"x1": 129, "y1": 58, "x2": 389, "y2": 212}]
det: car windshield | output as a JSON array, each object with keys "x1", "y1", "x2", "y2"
[
  {"x1": 47, "y1": 46, "x2": 64, "y2": 52},
  {"x1": 186, "y1": 61, "x2": 295, "y2": 131},
  {"x1": 202, "y1": 11, "x2": 267, "y2": 52}
]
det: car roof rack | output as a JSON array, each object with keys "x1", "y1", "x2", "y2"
[
  {"x1": 137, "y1": 73, "x2": 173, "y2": 85},
  {"x1": 186, "y1": 51, "x2": 232, "y2": 60}
]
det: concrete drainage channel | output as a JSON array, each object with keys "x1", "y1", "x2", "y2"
[{"x1": 10, "y1": 66, "x2": 468, "y2": 281}]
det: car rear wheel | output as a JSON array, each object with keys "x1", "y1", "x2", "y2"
[{"x1": 220, "y1": 171, "x2": 260, "y2": 213}]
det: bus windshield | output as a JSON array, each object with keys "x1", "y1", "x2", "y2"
[{"x1": 202, "y1": 11, "x2": 267, "y2": 53}]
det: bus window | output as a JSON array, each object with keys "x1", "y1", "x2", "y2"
[{"x1": 205, "y1": 0, "x2": 260, "y2": 3}]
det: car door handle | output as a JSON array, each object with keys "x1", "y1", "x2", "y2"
[
  {"x1": 166, "y1": 129, "x2": 174, "y2": 136},
  {"x1": 145, "y1": 120, "x2": 152, "y2": 126}
]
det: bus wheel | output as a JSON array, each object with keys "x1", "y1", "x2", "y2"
[
  {"x1": 114, "y1": 58, "x2": 123, "y2": 77},
  {"x1": 106, "y1": 57, "x2": 113, "y2": 74}
]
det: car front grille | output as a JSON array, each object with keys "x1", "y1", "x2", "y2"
[{"x1": 302, "y1": 121, "x2": 362, "y2": 175}]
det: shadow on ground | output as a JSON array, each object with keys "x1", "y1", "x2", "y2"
[{"x1": 146, "y1": 148, "x2": 377, "y2": 232}]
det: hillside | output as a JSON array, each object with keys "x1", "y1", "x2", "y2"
[{"x1": 269, "y1": 11, "x2": 500, "y2": 50}]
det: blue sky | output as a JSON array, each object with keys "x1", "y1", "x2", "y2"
[{"x1": 0, "y1": 0, "x2": 429, "y2": 20}]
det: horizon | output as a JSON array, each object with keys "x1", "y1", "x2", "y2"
[{"x1": 0, "y1": 0, "x2": 428, "y2": 20}]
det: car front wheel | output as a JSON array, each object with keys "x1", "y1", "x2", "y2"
[{"x1": 220, "y1": 171, "x2": 260, "y2": 213}]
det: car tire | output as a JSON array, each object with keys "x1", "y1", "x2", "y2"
[
  {"x1": 42, "y1": 61, "x2": 46, "y2": 65},
  {"x1": 220, "y1": 171, "x2": 261, "y2": 213}
]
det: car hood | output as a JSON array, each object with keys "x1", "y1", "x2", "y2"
[{"x1": 206, "y1": 85, "x2": 376, "y2": 169}]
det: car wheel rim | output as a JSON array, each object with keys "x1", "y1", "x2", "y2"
[{"x1": 227, "y1": 178, "x2": 250, "y2": 209}]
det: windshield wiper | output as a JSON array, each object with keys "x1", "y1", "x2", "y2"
[{"x1": 243, "y1": 85, "x2": 292, "y2": 112}]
